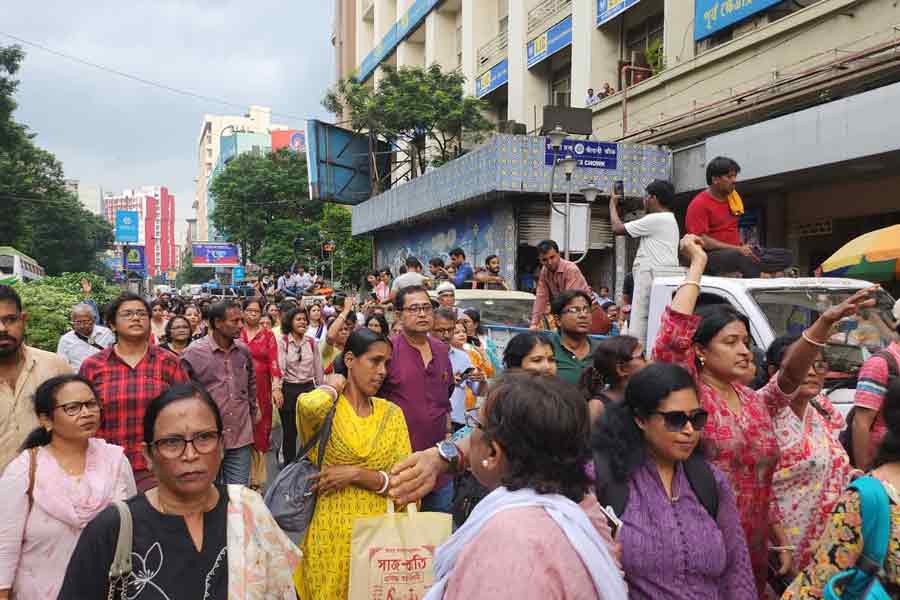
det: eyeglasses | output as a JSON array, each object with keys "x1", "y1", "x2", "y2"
[
  {"x1": 561, "y1": 306, "x2": 591, "y2": 315},
  {"x1": 0, "y1": 314, "x2": 22, "y2": 327},
  {"x1": 432, "y1": 327, "x2": 455, "y2": 337},
  {"x1": 151, "y1": 430, "x2": 222, "y2": 459},
  {"x1": 55, "y1": 400, "x2": 101, "y2": 417},
  {"x1": 813, "y1": 360, "x2": 829, "y2": 373},
  {"x1": 464, "y1": 409, "x2": 483, "y2": 430},
  {"x1": 651, "y1": 409, "x2": 709, "y2": 432},
  {"x1": 117, "y1": 310, "x2": 149, "y2": 320},
  {"x1": 404, "y1": 304, "x2": 433, "y2": 314}
]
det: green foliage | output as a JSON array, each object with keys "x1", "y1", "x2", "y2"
[
  {"x1": 323, "y1": 64, "x2": 494, "y2": 179},
  {"x1": 0, "y1": 44, "x2": 114, "y2": 274},
  {"x1": 646, "y1": 37, "x2": 665, "y2": 76},
  {"x1": 317, "y1": 204, "x2": 371, "y2": 287},
  {"x1": 13, "y1": 272, "x2": 121, "y2": 352}
]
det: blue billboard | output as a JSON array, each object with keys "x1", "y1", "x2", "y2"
[
  {"x1": 115, "y1": 210, "x2": 140, "y2": 243},
  {"x1": 192, "y1": 243, "x2": 240, "y2": 267},
  {"x1": 123, "y1": 246, "x2": 146, "y2": 274},
  {"x1": 545, "y1": 138, "x2": 618, "y2": 170},
  {"x1": 597, "y1": 0, "x2": 641, "y2": 26},
  {"x1": 527, "y1": 15, "x2": 573, "y2": 69},
  {"x1": 695, "y1": 0, "x2": 781, "y2": 40},
  {"x1": 232, "y1": 266, "x2": 246, "y2": 282},
  {"x1": 475, "y1": 59, "x2": 509, "y2": 98}
]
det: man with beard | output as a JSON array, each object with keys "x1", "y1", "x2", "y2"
[
  {"x1": 473, "y1": 254, "x2": 508, "y2": 290},
  {"x1": 0, "y1": 285, "x2": 72, "y2": 472}
]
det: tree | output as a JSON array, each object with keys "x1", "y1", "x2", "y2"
[
  {"x1": 317, "y1": 204, "x2": 371, "y2": 287},
  {"x1": 323, "y1": 64, "x2": 495, "y2": 180},
  {"x1": 0, "y1": 44, "x2": 114, "y2": 274}
]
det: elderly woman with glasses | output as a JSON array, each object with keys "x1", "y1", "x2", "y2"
[
  {"x1": 0, "y1": 375, "x2": 135, "y2": 600},
  {"x1": 58, "y1": 383, "x2": 300, "y2": 599},
  {"x1": 765, "y1": 336, "x2": 855, "y2": 574}
]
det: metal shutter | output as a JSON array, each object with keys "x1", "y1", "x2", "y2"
[
  {"x1": 589, "y1": 213, "x2": 613, "y2": 249},
  {"x1": 518, "y1": 206, "x2": 551, "y2": 246}
]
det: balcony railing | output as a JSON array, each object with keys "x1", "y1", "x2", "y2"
[
  {"x1": 528, "y1": 0, "x2": 572, "y2": 38},
  {"x1": 477, "y1": 30, "x2": 509, "y2": 69}
]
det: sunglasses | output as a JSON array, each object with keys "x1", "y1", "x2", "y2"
[{"x1": 651, "y1": 409, "x2": 709, "y2": 432}]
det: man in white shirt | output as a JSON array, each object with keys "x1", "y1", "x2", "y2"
[
  {"x1": 609, "y1": 179, "x2": 681, "y2": 347},
  {"x1": 390, "y1": 257, "x2": 429, "y2": 302},
  {"x1": 56, "y1": 302, "x2": 115, "y2": 371},
  {"x1": 289, "y1": 265, "x2": 314, "y2": 296},
  {"x1": 585, "y1": 88, "x2": 599, "y2": 107}
]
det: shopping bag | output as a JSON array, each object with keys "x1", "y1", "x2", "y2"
[{"x1": 348, "y1": 501, "x2": 452, "y2": 600}]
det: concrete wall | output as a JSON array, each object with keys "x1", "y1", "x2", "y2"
[{"x1": 373, "y1": 201, "x2": 517, "y2": 285}]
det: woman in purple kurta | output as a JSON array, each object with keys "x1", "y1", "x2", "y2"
[{"x1": 593, "y1": 362, "x2": 756, "y2": 599}]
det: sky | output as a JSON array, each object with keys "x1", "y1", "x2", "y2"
[{"x1": 3, "y1": 1, "x2": 336, "y2": 243}]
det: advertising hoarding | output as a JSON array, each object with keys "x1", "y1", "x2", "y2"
[
  {"x1": 192, "y1": 242, "x2": 240, "y2": 267},
  {"x1": 115, "y1": 210, "x2": 140, "y2": 243}
]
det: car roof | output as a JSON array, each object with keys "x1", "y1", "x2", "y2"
[{"x1": 427, "y1": 289, "x2": 536, "y2": 301}]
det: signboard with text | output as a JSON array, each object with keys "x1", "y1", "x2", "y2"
[
  {"x1": 475, "y1": 59, "x2": 509, "y2": 98},
  {"x1": 123, "y1": 246, "x2": 146, "y2": 274},
  {"x1": 545, "y1": 138, "x2": 618, "y2": 170},
  {"x1": 191, "y1": 242, "x2": 240, "y2": 267},
  {"x1": 597, "y1": 0, "x2": 641, "y2": 27},
  {"x1": 115, "y1": 210, "x2": 139, "y2": 243},
  {"x1": 527, "y1": 15, "x2": 573, "y2": 68},
  {"x1": 694, "y1": 0, "x2": 781, "y2": 41}
]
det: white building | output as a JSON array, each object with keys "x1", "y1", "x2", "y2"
[
  {"x1": 65, "y1": 180, "x2": 104, "y2": 215},
  {"x1": 193, "y1": 106, "x2": 288, "y2": 241}
]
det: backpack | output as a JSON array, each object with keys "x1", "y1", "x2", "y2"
[
  {"x1": 838, "y1": 351, "x2": 900, "y2": 467},
  {"x1": 593, "y1": 449, "x2": 719, "y2": 523},
  {"x1": 823, "y1": 475, "x2": 892, "y2": 600}
]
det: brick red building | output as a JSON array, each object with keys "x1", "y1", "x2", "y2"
[{"x1": 102, "y1": 186, "x2": 176, "y2": 277}]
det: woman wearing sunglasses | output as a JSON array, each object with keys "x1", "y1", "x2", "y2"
[
  {"x1": 0, "y1": 375, "x2": 136, "y2": 600},
  {"x1": 593, "y1": 362, "x2": 755, "y2": 598},
  {"x1": 653, "y1": 234, "x2": 878, "y2": 598},
  {"x1": 765, "y1": 337, "x2": 854, "y2": 574}
]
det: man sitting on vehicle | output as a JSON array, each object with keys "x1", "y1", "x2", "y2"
[
  {"x1": 473, "y1": 255, "x2": 508, "y2": 290},
  {"x1": 686, "y1": 156, "x2": 793, "y2": 278}
]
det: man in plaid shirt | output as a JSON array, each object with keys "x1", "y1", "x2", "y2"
[{"x1": 80, "y1": 292, "x2": 188, "y2": 491}]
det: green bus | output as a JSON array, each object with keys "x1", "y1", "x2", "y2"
[{"x1": 0, "y1": 246, "x2": 46, "y2": 284}]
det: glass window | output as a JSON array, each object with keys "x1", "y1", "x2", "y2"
[{"x1": 455, "y1": 298, "x2": 534, "y2": 328}]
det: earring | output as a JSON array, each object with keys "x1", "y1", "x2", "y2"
[
  {"x1": 481, "y1": 459, "x2": 489, "y2": 468},
  {"x1": 698, "y1": 356, "x2": 706, "y2": 368}
]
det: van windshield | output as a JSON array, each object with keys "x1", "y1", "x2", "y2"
[{"x1": 750, "y1": 287, "x2": 896, "y2": 373}]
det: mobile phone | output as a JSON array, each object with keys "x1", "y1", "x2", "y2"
[
  {"x1": 458, "y1": 367, "x2": 475, "y2": 380},
  {"x1": 601, "y1": 505, "x2": 623, "y2": 536},
  {"x1": 614, "y1": 180, "x2": 625, "y2": 197}
]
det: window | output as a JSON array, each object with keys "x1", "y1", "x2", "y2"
[
  {"x1": 551, "y1": 66, "x2": 571, "y2": 107},
  {"x1": 625, "y1": 12, "x2": 663, "y2": 66}
]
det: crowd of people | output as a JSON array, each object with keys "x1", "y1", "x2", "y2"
[{"x1": 0, "y1": 154, "x2": 899, "y2": 598}]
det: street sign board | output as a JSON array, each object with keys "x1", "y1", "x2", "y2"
[
  {"x1": 527, "y1": 15, "x2": 573, "y2": 68},
  {"x1": 115, "y1": 210, "x2": 139, "y2": 243},
  {"x1": 695, "y1": 0, "x2": 781, "y2": 41},
  {"x1": 123, "y1": 246, "x2": 146, "y2": 274},
  {"x1": 191, "y1": 242, "x2": 240, "y2": 267},
  {"x1": 545, "y1": 138, "x2": 618, "y2": 170}
]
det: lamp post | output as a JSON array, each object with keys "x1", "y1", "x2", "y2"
[
  {"x1": 547, "y1": 125, "x2": 572, "y2": 255},
  {"x1": 559, "y1": 156, "x2": 577, "y2": 260}
]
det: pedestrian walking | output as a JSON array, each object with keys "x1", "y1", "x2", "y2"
[
  {"x1": 653, "y1": 234, "x2": 877, "y2": 597},
  {"x1": 56, "y1": 302, "x2": 115, "y2": 371},
  {"x1": 58, "y1": 383, "x2": 300, "y2": 599},
  {"x1": 380, "y1": 285, "x2": 454, "y2": 513},
  {"x1": 158, "y1": 314, "x2": 192, "y2": 356},
  {"x1": 276, "y1": 305, "x2": 323, "y2": 464},
  {"x1": 593, "y1": 363, "x2": 755, "y2": 599},
  {"x1": 80, "y1": 292, "x2": 188, "y2": 492},
  {"x1": 0, "y1": 285, "x2": 73, "y2": 473},
  {"x1": 423, "y1": 373, "x2": 627, "y2": 600},
  {"x1": 0, "y1": 374, "x2": 135, "y2": 600},
  {"x1": 149, "y1": 299, "x2": 168, "y2": 344},
  {"x1": 181, "y1": 301, "x2": 258, "y2": 486},
  {"x1": 293, "y1": 329, "x2": 412, "y2": 600}
]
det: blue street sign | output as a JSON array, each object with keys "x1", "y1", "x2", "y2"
[
  {"x1": 694, "y1": 0, "x2": 781, "y2": 41},
  {"x1": 115, "y1": 210, "x2": 139, "y2": 243},
  {"x1": 527, "y1": 15, "x2": 573, "y2": 68},
  {"x1": 233, "y1": 266, "x2": 246, "y2": 282},
  {"x1": 545, "y1": 138, "x2": 619, "y2": 170}
]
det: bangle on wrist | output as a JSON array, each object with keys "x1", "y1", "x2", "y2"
[
  {"x1": 801, "y1": 330, "x2": 827, "y2": 348},
  {"x1": 376, "y1": 470, "x2": 390, "y2": 495},
  {"x1": 319, "y1": 384, "x2": 339, "y2": 399}
]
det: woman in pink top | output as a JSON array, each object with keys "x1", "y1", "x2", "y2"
[
  {"x1": 425, "y1": 373, "x2": 627, "y2": 600},
  {"x1": 0, "y1": 374, "x2": 135, "y2": 600}
]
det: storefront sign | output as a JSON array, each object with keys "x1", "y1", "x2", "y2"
[
  {"x1": 597, "y1": 0, "x2": 641, "y2": 27},
  {"x1": 115, "y1": 210, "x2": 139, "y2": 243},
  {"x1": 123, "y1": 246, "x2": 146, "y2": 274},
  {"x1": 475, "y1": 59, "x2": 509, "y2": 98},
  {"x1": 694, "y1": 0, "x2": 781, "y2": 41},
  {"x1": 357, "y1": 0, "x2": 442, "y2": 81},
  {"x1": 527, "y1": 15, "x2": 572, "y2": 68},
  {"x1": 545, "y1": 138, "x2": 618, "y2": 169}
]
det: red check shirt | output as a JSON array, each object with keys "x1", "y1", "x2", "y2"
[{"x1": 79, "y1": 344, "x2": 188, "y2": 472}]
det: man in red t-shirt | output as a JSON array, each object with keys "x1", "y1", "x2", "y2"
[{"x1": 686, "y1": 156, "x2": 792, "y2": 277}]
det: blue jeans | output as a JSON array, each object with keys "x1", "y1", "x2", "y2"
[
  {"x1": 421, "y1": 480, "x2": 454, "y2": 513},
  {"x1": 219, "y1": 444, "x2": 252, "y2": 486}
]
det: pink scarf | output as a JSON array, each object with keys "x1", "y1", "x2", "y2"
[{"x1": 33, "y1": 438, "x2": 127, "y2": 529}]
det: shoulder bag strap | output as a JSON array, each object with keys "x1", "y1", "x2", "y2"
[
  {"x1": 107, "y1": 500, "x2": 133, "y2": 600},
  {"x1": 850, "y1": 476, "x2": 892, "y2": 575},
  {"x1": 314, "y1": 400, "x2": 338, "y2": 469},
  {"x1": 26, "y1": 447, "x2": 37, "y2": 513},
  {"x1": 683, "y1": 453, "x2": 719, "y2": 520}
]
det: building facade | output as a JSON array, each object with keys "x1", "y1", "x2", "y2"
[
  {"x1": 103, "y1": 186, "x2": 177, "y2": 278},
  {"x1": 339, "y1": 0, "x2": 900, "y2": 291},
  {"x1": 65, "y1": 180, "x2": 104, "y2": 215}
]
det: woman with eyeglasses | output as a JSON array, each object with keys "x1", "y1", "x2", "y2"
[
  {"x1": 159, "y1": 315, "x2": 193, "y2": 356},
  {"x1": 653, "y1": 235, "x2": 877, "y2": 597},
  {"x1": 58, "y1": 383, "x2": 300, "y2": 599},
  {"x1": 578, "y1": 335, "x2": 647, "y2": 423},
  {"x1": 0, "y1": 375, "x2": 136, "y2": 600},
  {"x1": 592, "y1": 363, "x2": 755, "y2": 598},
  {"x1": 765, "y1": 336, "x2": 854, "y2": 575}
]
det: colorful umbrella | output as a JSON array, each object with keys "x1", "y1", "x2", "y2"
[{"x1": 820, "y1": 224, "x2": 900, "y2": 281}]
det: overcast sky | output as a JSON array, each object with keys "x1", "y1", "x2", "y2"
[{"x1": 3, "y1": 1, "x2": 335, "y2": 242}]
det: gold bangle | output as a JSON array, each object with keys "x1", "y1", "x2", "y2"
[
  {"x1": 801, "y1": 330, "x2": 827, "y2": 348},
  {"x1": 676, "y1": 280, "x2": 701, "y2": 293}
]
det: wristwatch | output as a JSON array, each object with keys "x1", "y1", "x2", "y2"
[{"x1": 435, "y1": 440, "x2": 461, "y2": 473}]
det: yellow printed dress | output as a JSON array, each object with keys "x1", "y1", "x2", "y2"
[{"x1": 293, "y1": 389, "x2": 412, "y2": 600}]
